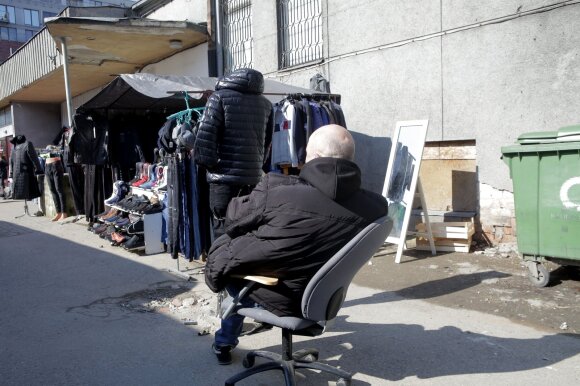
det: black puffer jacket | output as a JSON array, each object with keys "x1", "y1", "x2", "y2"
[
  {"x1": 9, "y1": 135, "x2": 43, "y2": 200},
  {"x1": 194, "y1": 68, "x2": 273, "y2": 185},
  {"x1": 205, "y1": 157, "x2": 388, "y2": 316}
]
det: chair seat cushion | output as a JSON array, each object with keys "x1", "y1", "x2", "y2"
[{"x1": 237, "y1": 307, "x2": 323, "y2": 336}]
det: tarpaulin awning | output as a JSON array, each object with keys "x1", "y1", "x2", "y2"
[{"x1": 80, "y1": 73, "x2": 316, "y2": 111}]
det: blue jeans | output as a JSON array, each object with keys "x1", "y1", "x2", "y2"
[{"x1": 214, "y1": 284, "x2": 264, "y2": 348}]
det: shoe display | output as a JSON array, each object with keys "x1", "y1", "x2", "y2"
[
  {"x1": 212, "y1": 344, "x2": 232, "y2": 365},
  {"x1": 99, "y1": 209, "x2": 119, "y2": 221},
  {"x1": 128, "y1": 162, "x2": 143, "y2": 185},
  {"x1": 139, "y1": 164, "x2": 157, "y2": 190},
  {"x1": 105, "y1": 181, "x2": 128, "y2": 206},
  {"x1": 114, "y1": 217, "x2": 130, "y2": 227},
  {"x1": 123, "y1": 234, "x2": 145, "y2": 250},
  {"x1": 125, "y1": 219, "x2": 144, "y2": 234},
  {"x1": 93, "y1": 224, "x2": 109, "y2": 234}
]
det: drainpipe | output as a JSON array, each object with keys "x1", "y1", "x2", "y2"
[
  {"x1": 60, "y1": 37, "x2": 74, "y2": 129},
  {"x1": 215, "y1": 0, "x2": 223, "y2": 77}
]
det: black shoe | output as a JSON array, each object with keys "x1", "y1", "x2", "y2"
[
  {"x1": 212, "y1": 344, "x2": 232, "y2": 365},
  {"x1": 123, "y1": 234, "x2": 144, "y2": 250}
]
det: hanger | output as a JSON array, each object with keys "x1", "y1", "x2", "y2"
[{"x1": 166, "y1": 92, "x2": 205, "y2": 122}]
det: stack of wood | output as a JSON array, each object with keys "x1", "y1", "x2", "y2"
[{"x1": 415, "y1": 220, "x2": 475, "y2": 253}]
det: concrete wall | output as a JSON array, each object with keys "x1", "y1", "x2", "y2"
[
  {"x1": 12, "y1": 102, "x2": 61, "y2": 148},
  {"x1": 250, "y1": 0, "x2": 580, "y2": 243},
  {"x1": 147, "y1": 0, "x2": 207, "y2": 23},
  {"x1": 141, "y1": 43, "x2": 209, "y2": 76}
]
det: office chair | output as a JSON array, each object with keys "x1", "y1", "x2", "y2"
[{"x1": 222, "y1": 216, "x2": 392, "y2": 386}]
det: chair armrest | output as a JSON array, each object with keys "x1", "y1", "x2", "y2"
[
  {"x1": 238, "y1": 275, "x2": 278, "y2": 286},
  {"x1": 220, "y1": 275, "x2": 278, "y2": 319}
]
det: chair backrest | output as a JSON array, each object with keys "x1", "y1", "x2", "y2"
[{"x1": 301, "y1": 216, "x2": 393, "y2": 322}]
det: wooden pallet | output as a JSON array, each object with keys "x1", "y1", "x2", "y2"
[{"x1": 415, "y1": 221, "x2": 474, "y2": 253}]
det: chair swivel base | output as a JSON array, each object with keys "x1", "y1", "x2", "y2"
[{"x1": 224, "y1": 348, "x2": 352, "y2": 386}]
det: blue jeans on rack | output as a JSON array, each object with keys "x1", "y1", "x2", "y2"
[{"x1": 214, "y1": 284, "x2": 264, "y2": 349}]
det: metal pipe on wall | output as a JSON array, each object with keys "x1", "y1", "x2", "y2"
[
  {"x1": 60, "y1": 37, "x2": 74, "y2": 129},
  {"x1": 215, "y1": 0, "x2": 223, "y2": 77}
]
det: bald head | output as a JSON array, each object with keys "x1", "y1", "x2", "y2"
[{"x1": 305, "y1": 124, "x2": 355, "y2": 163}]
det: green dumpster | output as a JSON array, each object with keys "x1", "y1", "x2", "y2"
[{"x1": 501, "y1": 124, "x2": 580, "y2": 287}]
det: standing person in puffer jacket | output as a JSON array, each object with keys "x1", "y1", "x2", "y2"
[{"x1": 194, "y1": 68, "x2": 273, "y2": 239}]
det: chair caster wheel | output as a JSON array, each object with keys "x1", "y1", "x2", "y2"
[
  {"x1": 337, "y1": 378, "x2": 351, "y2": 386},
  {"x1": 243, "y1": 356, "x2": 255, "y2": 368}
]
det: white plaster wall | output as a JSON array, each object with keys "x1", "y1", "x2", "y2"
[
  {"x1": 443, "y1": 5, "x2": 580, "y2": 191},
  {"x1": 141, "y1": 43, "x2": 209, "y2": 76},
  {"x1": 147, "y1": 0, "x2": 207, "y2": 23}
]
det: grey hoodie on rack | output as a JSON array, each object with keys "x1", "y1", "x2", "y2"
[{"x1": 204, "y1": 157, "x2": 388, "y2": 317}]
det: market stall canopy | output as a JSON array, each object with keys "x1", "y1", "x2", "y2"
[{"x1": 79, "y1": 73, "x2": 316, "y2": 111}]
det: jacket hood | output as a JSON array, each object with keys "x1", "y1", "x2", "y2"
[
  {"x1": 215, "y1": 68, "x2": 264, "y2": 94},
  {"x1": 10, "y1": 135, "x2": 26, "y2": 145},
  {"x1": 299, "y1": 157, "x2": 361, "y2": 201}
]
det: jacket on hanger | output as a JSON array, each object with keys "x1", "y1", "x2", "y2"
[{"x1": 9, "y1": 135, "x2": 43, "y2": 200}]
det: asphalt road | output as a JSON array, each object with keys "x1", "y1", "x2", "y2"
[{"x1": 1, "y1": 199, "x2": 579, "y2": 385}]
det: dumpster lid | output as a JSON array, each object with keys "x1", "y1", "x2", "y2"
[
  {"x1": 557, "y1": 124, "x2": 580, "y2": 142},
  {"x1": 517, "y1": 130, "x2": 558, "y2": 144},
  {"x1": 516, "y1": 125, "x2": 580, "y2": 144}
]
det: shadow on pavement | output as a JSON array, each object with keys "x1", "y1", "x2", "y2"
[
  {"x1": 0, "y1": 220, "x2": 230, "y2": 386},
  {"x1": 345, "y1": 270, "x2": 511, "y2": 306},
  {"x1": 238, "y1": 313, "x2": 579, "y2": 385}
]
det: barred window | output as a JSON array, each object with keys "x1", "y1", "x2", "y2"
[
  {"x1": 221, "y1": 0, "x2": 253, "y2": 74},
  {"x1": 277, "y1": 0, "x2": 323, "y2": 69}
]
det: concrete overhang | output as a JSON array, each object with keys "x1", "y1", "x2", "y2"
[{"x1": 1, "y1": 17, "x2": 208, "y2": 107}]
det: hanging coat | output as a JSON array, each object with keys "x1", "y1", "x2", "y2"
[{"x1": 9, "y1": 135, "x2": 43, "y2": 200}]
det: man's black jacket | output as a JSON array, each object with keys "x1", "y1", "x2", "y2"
[{"x1": 205, "y1": 157, "x2": 388, "y2": 316}]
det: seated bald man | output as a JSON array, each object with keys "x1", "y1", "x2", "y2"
[{"x1": 205, "y1": 124, "x2": 388, "y2": 364}]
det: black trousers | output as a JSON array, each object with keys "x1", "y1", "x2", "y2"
[
  {"x1": 66, "y1": 164, "x2": 85, "y2": 215},
  {"x1": 45, "y1": 161, "x2": 66, "y2": 213},
  {"x1": 209, "y1": 183, "x2": 254, "y2": 240},
  {"x1": 83, "y1": 165, "x2": 112, "y2": 223}
]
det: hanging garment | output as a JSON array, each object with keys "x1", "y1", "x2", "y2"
[
  {"x1": 45, "y1": 159, "x2": 67, "y2": 213},
  {"x1": 166, "y1": 155, "x2": 181, "y2": 259},
  {"x1": 9, "y1": 136, "x2": 43, "y2": 200},
  {"x1": 271, "y1": 104, "x2": 293, "y2": 168},
  {"x1": 83, "y1": 164, "x2": 112, "y2": 223},
  {"x1": 70, "y1": 113, "x2": 109, "y2": 165}
]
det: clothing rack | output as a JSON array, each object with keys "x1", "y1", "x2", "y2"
[{"x1": 167, "y1": 90, "x2": 342, "y2": 104}]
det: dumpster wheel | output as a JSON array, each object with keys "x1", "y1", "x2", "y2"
[{"x1": 527, "y1": 262, "x2": 550, "y2": 287}]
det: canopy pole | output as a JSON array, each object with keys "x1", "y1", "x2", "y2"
[
  {"x1": 215, "y1": 0, "x2": 223, "y2": 77},
  {"x1": 60, "y1": 37, "x2": 74, "y2": 129}
]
